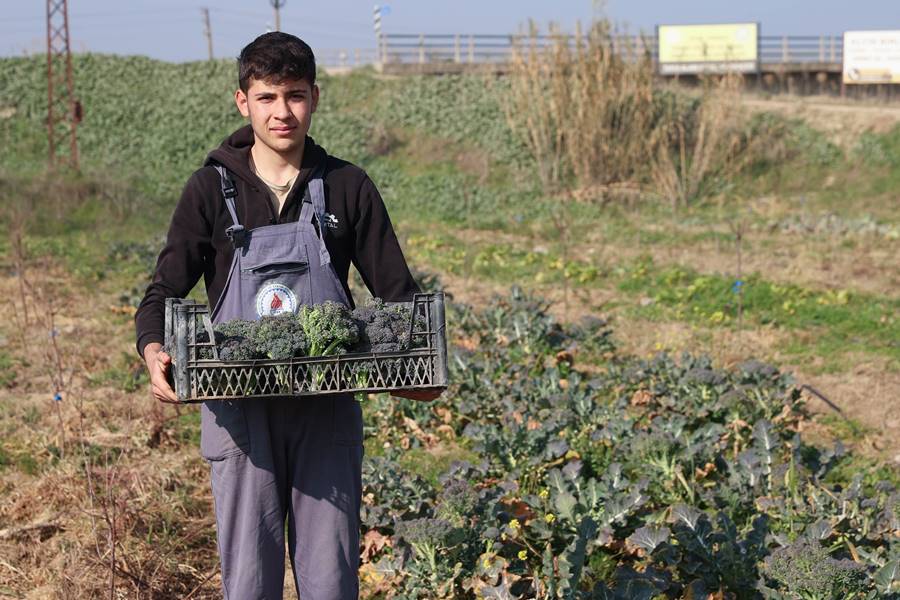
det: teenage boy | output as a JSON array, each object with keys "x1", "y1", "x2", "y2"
[{"x1": 135, "y1": 32, "x2": 440, "y2": 599}]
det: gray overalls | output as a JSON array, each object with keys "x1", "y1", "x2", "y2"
[{"x1": 202, "y1": 164, "x2": 362, "y2": 599}]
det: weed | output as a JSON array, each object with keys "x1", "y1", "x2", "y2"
[
  {"x1": 0, "y1": 351, "x2": 16, "y2": 389},
  {"x1": 818, "y1": 413, "x2": 870, "y2": 442}
]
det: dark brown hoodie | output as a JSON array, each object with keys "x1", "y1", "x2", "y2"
[{"x1": 134, "y1": 125, "x2": 419, "y2": 358}]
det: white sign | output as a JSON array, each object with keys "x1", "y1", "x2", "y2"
[{"x1": 843, "y1": 30, "x2": 900, "y2": 84}]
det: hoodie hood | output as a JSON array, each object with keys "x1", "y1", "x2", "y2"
[{"x1": 204, "y1": 124, "x2": 328, "y2": 189}]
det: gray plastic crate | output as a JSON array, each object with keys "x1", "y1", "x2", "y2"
[{"x1": 164, "y1": 293, "x2": 448, "y2": 403}]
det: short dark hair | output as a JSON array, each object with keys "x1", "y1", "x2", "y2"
[{"x1": 237, "y1": 32, "x2": 316, "y2": 92}]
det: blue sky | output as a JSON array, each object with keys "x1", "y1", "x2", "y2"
[{"x1": 2, "y1": 0, "x2": 896, "y2": 63}]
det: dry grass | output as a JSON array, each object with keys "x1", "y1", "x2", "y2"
[
  {"x1": 0, "y1": 256, "x2": 221, "y2": 598},
  {"x1": 502, "y1": 20, "x2": 655, "y2": 195},
  {"x1": 500, "y1": 21, "x2": 785, "y2": 207},
  {"x1": 649, "y1": 75, "x2": 753, "y2": 207}
]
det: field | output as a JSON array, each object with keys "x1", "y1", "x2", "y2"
[{"x1": 0, "y1": 50, "x2": 898, "y2": 598}]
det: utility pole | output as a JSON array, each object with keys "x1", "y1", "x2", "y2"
[
  {"x1": 46, "y1": 0, "x2": 80, "y2": 170},
  {"x1": 202, "y1": 7, "x2": 213, "y2": 61},
  {"x1": 270, "y1": 0, "x2": 285, "y2": 32},
  {"x1": 373, "y1": 4, "x2": 382, "y2": 65}
]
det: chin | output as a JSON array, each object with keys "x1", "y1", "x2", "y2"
[{"x1": 267, "y1": 136, "x2": 303, "y2": 152}]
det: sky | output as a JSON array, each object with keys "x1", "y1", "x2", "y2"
[{"x1": 2, "y1": 0, "x2": 897, "y2": 63}]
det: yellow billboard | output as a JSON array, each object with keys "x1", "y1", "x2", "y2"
[{"x1": 658, "y1": 23, "x2": 759, "y2": 74}]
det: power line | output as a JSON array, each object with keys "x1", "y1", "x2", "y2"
[
  {"x1": 209, "y1": 7, "x2": 369, "y2": 28},
  {"x1": 7, "y1": 6, "x2": 203, "y2": 22}
]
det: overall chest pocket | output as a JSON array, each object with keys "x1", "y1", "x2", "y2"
[
  {"x1": 240, "y1": 242, "x2": 314, "y2": 312},
  {"x1": 240, "y1": 237, "x2": 311, "y2": 278},
  {"x1": 241, "y1": 260, "x2": 309, "y2": 277}
]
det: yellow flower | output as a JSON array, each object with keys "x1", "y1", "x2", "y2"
[
  {"x1": 517, "y1": 550, "x2": 528, "y2": 560},
  {"x1": 509, "y1": 519, "x2": 520, "y2": 530},
  {"x1": 538, "y1": 488, "x2": 549, "y2": 499},
  {"x1": 545, "y1": 513, "x2": 556, "y2": 523}
]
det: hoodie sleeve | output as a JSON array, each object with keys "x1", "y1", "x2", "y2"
[
  {"x1": 351, "y1": 176, "x2": 421, "y2": 302},
  {"x1": 134, "y1": 172, "x2": 213, "y2": 359}
]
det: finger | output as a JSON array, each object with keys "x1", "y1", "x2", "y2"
[
  {"x1": 151, "y1": 375, "x2": 178, "y2": 402},
  {"x1": 152, "y1": 383, "x2": 179, "y2": 403}
]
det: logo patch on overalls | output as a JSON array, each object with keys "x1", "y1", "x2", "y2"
[
  {"x1": 323, "y1": 213, "x2": 339, "y2": 229},
  {"x1": 255, "y1": 283, "x2": 298, "y2": 317}
]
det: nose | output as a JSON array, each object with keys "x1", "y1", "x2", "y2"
[{"x1": 274, "y1": 96, "x2": 292, "y2": 120}]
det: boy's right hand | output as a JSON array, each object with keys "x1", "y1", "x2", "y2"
[{"x1": 144, "y1": 342, "x2": 179, "y2": 404}]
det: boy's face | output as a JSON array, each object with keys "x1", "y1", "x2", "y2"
[{"x1": 234, "y1": 77, "x2": 318, "y2": 156}]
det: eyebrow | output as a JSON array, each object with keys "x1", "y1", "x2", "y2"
[{"x1": 254, "y1": 88, "x2": 308, "y2": 98}]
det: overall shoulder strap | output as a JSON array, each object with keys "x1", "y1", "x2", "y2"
[
  {"x1": 212, "y1": 164, "x2": 247, "y2": 248},
  {"x1": 300, "y1": 163, "x2": 331, "y2": 266}
]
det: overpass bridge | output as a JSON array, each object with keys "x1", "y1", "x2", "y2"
[{"x1": 318, "y1": 33, "x2": 897, "y2": 97}]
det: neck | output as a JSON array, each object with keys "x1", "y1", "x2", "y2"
[{"x1": 250, "y1": 137, "x2": 305, "y2": 184}]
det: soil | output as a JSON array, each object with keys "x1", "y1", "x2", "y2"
[{"x1": 744, "y1": 95, "x2": 900, "y2": 148}]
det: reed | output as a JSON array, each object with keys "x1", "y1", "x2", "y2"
[
  {"x1": 649, "y1": 74, "x2": 753, "y2": 207},
  {"x1": 502, "y1": 20, "x2": 763, "y2": 207},
  {"x1": 503, "y1": 20, "x2": 655, "y2": 197}
]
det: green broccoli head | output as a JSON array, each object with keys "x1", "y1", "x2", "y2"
[
  {"x1": 212, "y1": 319, "x2": 262, "y2": 361},
  {"x1": 298, "y1": 301, "x2": 359, "y2": 356},
  {"x1": 352, "y1": 298, "x2": 418, "y2": 353},
  {"x1": 435, "y1": 480, "x2": 479, "y2": 526},
  {"x1": 218, "y1": 335, "x2": 261, "y2": 361},
  {"x1": 394, "y1": 517, "x2": 455, "y2": 548},
  {"x1": 764, "y1": 539, "x2": 868, "y2": 598},
  {"x1": 253, "y1": 314, "x2": 308, "y2": 360}
]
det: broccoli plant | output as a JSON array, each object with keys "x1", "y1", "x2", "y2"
[{"x1": 762, "y1": 538, "x2": 868, "y2": 599}]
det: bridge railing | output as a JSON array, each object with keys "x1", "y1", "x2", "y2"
[{"x1": 378, "y1": 33, "x2": 845, "y2": 68}]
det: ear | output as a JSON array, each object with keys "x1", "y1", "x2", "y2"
[
  {"x1": 310, "y1": 84, "x2": 319, "y2": 114},
  {"x1": 234, "y1": 88, "x2": 250, "y2": 118}
]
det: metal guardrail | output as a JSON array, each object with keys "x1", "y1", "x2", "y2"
[
  {"x1": 377, "y1": 33, "x2": 846, "y2": 69},
  {"x1": 316, "y1": 47, "x2": 380, "y2": 68}
]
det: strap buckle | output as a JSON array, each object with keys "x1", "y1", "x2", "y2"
[
  {"x1": 225, "y1": 224, "x2": 247, "y2": 248},
  {"x1": 222, "y1": 180, "x2": 237, "y2": 199}
]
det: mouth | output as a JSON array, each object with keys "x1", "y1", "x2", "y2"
[{"x1": 270, "y1": 125, "x2": 297, "y2": 137}]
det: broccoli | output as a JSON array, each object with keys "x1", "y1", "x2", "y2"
[
  {"x1": 352, "y1": 298, "x2": 418, "y2": 353},
  {"x1": 298, "y1": 301, "x2": 359, "y2": 356},
  {"x1": 395, "y1": 517, "x2": 465, "y2": 580},
  {"x1": 253, "y1": 314, "x2": 308, "y2": 359},
  {"x1": 213, "y1": 319, "x2": 261, "y2": 361},
  {"x1": 435, "y1": 480, "x2": 479, "y2": 526},
  {"x1": 395, "y1": 517, "x2": 455, "y2": 548},
  {"x1": 349, "y1": 360, "x2": 374, "y2": 401},
  {"x1": 764, "y1": 539, "x2": 868, "y2": 599}
]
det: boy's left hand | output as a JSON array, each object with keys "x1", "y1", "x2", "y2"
[{"x1": 391, "y1": 387, "x2": 445, "y2": 402}]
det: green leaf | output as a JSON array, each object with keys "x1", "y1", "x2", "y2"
[
  {"x1": 874, "y1": 560, "x2": 900, "y2": 592},
  {"x1": 626, "y1": 525, "x2": 671, "y2": 554},
  {"x1": 554, "y1": 491, "x2": 578, "y2": 523}
]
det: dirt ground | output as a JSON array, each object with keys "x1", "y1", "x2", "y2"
[{"x1": 744, "y1": 95, "x2": 900, "y2": 148}]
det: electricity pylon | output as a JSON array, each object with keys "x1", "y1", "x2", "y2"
[{"x1": 46, "y1": 0, "x2": 80, "y2": 169}]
